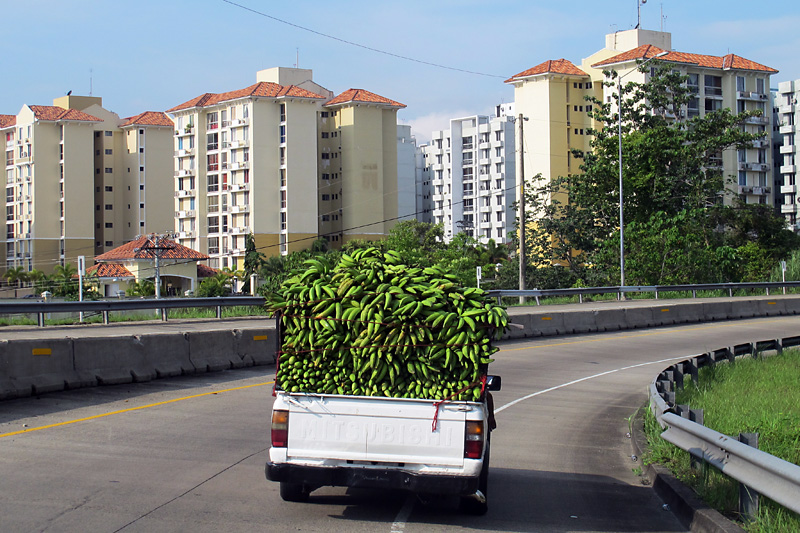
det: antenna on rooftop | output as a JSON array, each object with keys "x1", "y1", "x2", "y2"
[
  {"x1": 89, "y1": 68, "x2": 93, "y2": 96},
  {"x1": 636, "y1": 0, "x2": 646, "y2": 29},
  {"x1": 295, "y1": 48, "x2": 299, "y2": 68},
  {"x1": 661, "y1": 3, "x2": 667, "y2": 32}
]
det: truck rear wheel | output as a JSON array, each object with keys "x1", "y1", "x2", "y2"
[
  {"x1": 280, "y1": 481, "x2": 310, "y2": 502},
  {"x1": 459, "y1": 441, "x2": 489, "y2": 515}
]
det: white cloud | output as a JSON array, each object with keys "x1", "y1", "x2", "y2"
[{"x1": 399, "y1": 110, "x2": 477, "y2": 144}]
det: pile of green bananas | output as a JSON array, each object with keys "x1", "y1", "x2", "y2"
[{"x1": 266, "y1": 248, "x2": 508, "y2": 401}]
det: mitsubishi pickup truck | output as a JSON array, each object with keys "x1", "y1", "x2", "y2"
[{"x1": 266, "y1": 375, "x2": 500, "y2": 514}]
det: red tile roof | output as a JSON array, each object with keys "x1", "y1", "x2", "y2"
[
  {"x1": 28, "y1": 105, "x2": 103, "y2": 122},
  {"x1": 591, "y1": 45, "x2": 778, "y2": 73},
  {"x1": 197, "y1": 263, "x2": 218, "y2": 278},
  {"x1": 505, "y1": 59, "x2": 589, "y2": 83},
  {"x1": 120, "y1": 111, "x2": 174, "y2": 127},
  {"x1": 167, "y1": 82, "x2": 327, "y2": 112},
  {"x1": 95, "y1": 235, "x2": 209, "y2": 262},
  {"x1": 325, "y1": 89, "x2": 406, "y2": 109},
  {"x1": 86, "y1": 263, "x2": 134, "y2": 278},
  {"x1": 0, "y1": 114, "x2": 16, "y2": 128}
]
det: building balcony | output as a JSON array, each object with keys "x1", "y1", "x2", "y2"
[
  {"x1": 231, "y1": 118, "x2": 249, "y2": 126},
  {"x1": 736, "y1": 91, "x2": 769, "y2": 101},
  {"x1": 175, "y1": 189, "x2": 196, "y2": 198},
  {"x1": 752, "y1": 186, "x2": 770, "y2": 196},
  {"x1": 230, "y1": 183, "x2": 250, "y2": 192},
  {"x1": 177, "y1": 231, "x2": 196, "y2": 239},
  {"x1": 230, "y1": 139, "x2": 249, "y2": 149},
  {"x1": 782, "y1": 164, "x2": 797, "y2": 174},
  {"x1": 16, "y1": 153, "x2": 31, "y2": 163},
  {"x1": 176, "y1": 127, "x2": 194, "y2": 137},
  {"x1": 779, "y1": 104, "x2": 796, "y2": 114},
  {"x1": 221, "y1": 120, "x2": 231, "y2": 128},
  {"x1": 176, "y1": 148, "x2": 194, "y2": 156},
  {"x1": 175, "y1": 210, "x2": 196, "y2": 218},
  {"x1": 230, "y1": 205, "x2": 250, "y2": 214},
  {"x1": 230, "y1": 248, "x2": 244, "y2": 255},
  {"x1": 175, "y1": 168, "x2": 195, "y2": 177},
  {"x1": 738, "y1": 162, "x2": 770, "y2": 172},
  {"x1": 230, "y1": 226, "x2": 249, "y2": 235},
  {"x1": 229, "y1": 161, "x2": 249, "y2": 170},
  {"x1": 750, "y1": 138, "x2": 769, "y2": 149},
  {"x1": 781, "y1": 204, "x2": 796, "y2": 214},
  {"x1": 780, "y1": 124, "x2": 796, "y2": 135},
  {"x1": 780, "y1": 144, "x2": 795, "y2": 154},
  {"x1": 781, "y1": 184, "x2": 796, "y2": 195},
  {"x1": 703, "y1": 87, "x2": 723, "y2": 98},
  {"x1": 738, "y1": 185, "x2": 753, "y2": 194},
  {"x1": 744, "y1": 116, "x2": 770, "y2": 125}
]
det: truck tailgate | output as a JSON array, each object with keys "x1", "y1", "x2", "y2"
[{"x1": 285, "y1": 395, "x2": 469, "y2": 467}]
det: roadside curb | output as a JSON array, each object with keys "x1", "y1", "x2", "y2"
[{"x1": 630, "y1": 405, "x2": 746, "y2": 533}]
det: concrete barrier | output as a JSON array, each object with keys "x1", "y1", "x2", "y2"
[
  {"x1": 755, "y1": 299, "x2": 786, "y2": 317},
  {"x1": 702, "y1": 301, "x2": 734, "y2": 321},
  {"x1": 564, "y1": 310, "x2": 600, "y2": 334},
  {"x1": 530, "y1": 312, "x2": 566, "y2": 336},
  {"x1": 138, "y1": 334, "x2": 194, "y2": 377},
  {"x1": 594, "y1": 308, "x2": 628, "y2": 331},
  {"x1": 234, "y1": 328, "x2": 276, "y2": 366},
  {"x1": 624, "y1": 306, "x2": 656, "y2": 329},
  {"x1": 186, "y1": 330, "x2": 237, "y2": 372},
  {"x1": 0, "y1": 339, "x2": 85, "y2": 398},
  {"x1": 73, "y1": 336, "x2": 156, "y2": 385}
]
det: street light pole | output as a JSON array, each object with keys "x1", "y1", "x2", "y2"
[
  {"x1": 518, "y1": 113, "x2": 526, "y2": 305},
  {"x1": 617, "y1": 51, "x2": 667, "y2": 293}
]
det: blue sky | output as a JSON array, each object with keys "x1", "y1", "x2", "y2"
[{"x1": 3, "y1": 1, "x2": 799, "y2": 142}]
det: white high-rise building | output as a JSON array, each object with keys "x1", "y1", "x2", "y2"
[
  {"x1": 421, "y1": 113, "x2": 515, "y2": 244},
  {"x1": 775, "y1": 80, "x2": 800, "y2": 229}
]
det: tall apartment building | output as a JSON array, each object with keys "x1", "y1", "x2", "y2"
[
  {"x1": 420, "y1": 114, "x2": 516, "y2": 244},
  {"x1": 508, "y1": 29, "x2": 779, "y2": 215},
  {"x1": 775, "y1": 80, "x2": 800, "y2": 229},
  {"x1": 1, "y1": 96, "x2": 173, "y2": 274},
  {"x1": 318, "y1": 89, "x2": 406, "y2": 246},
  {"x1": 167, "y1": 68, "x2": 329, "y2": 268},
  {"x1": 167, "y1": 69, "x2": 406, "y2": 267},
  {"x1": 397, "y1": 125, "x2": 420, "y2": 224}
]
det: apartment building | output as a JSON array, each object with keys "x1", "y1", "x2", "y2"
[
  {"x1": 1, "y1": 96, "x2": 173, "y2": 274},
  {"x1": 587, "y1": 30, "x2": 778, "y2": 206},
  {"x1": 318, "y1": 89, "x2": 406, "y2": 247},
  {"x1": 397, "y1": 125, "x2": 420, "y2": 224},
  {"x1": 508, "y1": 28, "x2": 778, "y2": 215},
  {"x1": 166, "y1": 68, "x2": 329, "y2": 268},
  {"x1": 775, "y1": 80, "x2": 800, "y2": 229},
  {"x1": 420, "y1": 113, "x2": 516, "y2": 244}
]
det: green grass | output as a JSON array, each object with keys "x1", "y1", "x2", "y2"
[{"x1": 643, "y1": 349, "x2": 800, "y2": 531}]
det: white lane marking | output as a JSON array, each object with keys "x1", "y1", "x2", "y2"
[
  {"x1": 495, "y1": 356, "x2": 686, "y2": 414},
  {"x1": 390, "y1": 494, "x2": 415, "y2": 532}
]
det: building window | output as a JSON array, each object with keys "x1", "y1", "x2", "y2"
[
  {"x1": 208, "y1": 216, "x2": 219, "y2": 233},
  {"x1": 105, "y1": 149, "x2": 112, "y2": 155},
  {"x1": 105, "y1": 186, "x2": 113, "y2": 192},
  {"x1": 104, "y1": 131, "x2": 112, "y2": 137},
  {"x1": 105, "y1": 222, "x2": 113, "y2": 228},
  {"x1": 105, "y1": 204, "x2": 112, "y2": 210},
  {"x1": 105, "y1": 168, "x2": 112, "y2": 173}
]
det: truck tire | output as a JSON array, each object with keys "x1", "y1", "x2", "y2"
[
  {"x1": 459, "y1": 441, "x2": 489, "y2": 515},
  {"x1": 280, "y1": 481, "x2": 310, "y2": 502}
]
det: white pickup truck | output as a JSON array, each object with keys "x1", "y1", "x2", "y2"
[{"x1": 265, "y1": 375, "x2": 500, "y2": 514}]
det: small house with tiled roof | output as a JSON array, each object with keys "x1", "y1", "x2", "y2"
[{"x1": 91, "y1": 234, "x2": 211, "y2": 297}]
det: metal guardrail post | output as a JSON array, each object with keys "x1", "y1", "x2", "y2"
[
  {"x1": 161, "y1": 308, "x2": 168, "y2": 321},
  {"x1": 103, "y1": 311, "x2": 109, "y2": 325},
  {"x1": 38, "y1": 313, "x2": 44, "y2": 327},
  {"x1": 216, "y1": 305, "x2": 222, "y2": 319},
  {"x1": 738, "y1": 433, "x2": 760, "y2": 522}
]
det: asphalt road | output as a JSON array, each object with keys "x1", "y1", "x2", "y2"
[{"x1": 2, "y1": 315, "x2": 799, "y2": 532}]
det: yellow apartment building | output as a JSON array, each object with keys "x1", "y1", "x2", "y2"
[
  {"x1": 318, "y1": 88, "x2": 406, "y2": 247},
  {"x1": 1, "y1": 96, "x2": 174, "y2": 276}
]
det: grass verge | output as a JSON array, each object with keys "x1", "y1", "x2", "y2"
[{"x1": 643, "y1": 349, "x2": 800, "y2": 532}]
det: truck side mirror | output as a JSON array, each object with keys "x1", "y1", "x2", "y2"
[{"x1": 486, "y1": 375, "x2": 501, "y2": 391}]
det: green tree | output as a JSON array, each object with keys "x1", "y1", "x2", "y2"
[
  {"x1": 127, "y1": 279, "x2": 155, "y2": 297},
  {"x1": 3, "y1": 266, "x2": 28, "y2": 288},
  {"x1": 50, "y1": 263, "x2": 79, "y2": 298},
  {"x1": 243, "y1": 233, "x2": 264, "y2": 280},
  {"x1": 196, "y1": 271, "x2": 234, "y2": 297}
]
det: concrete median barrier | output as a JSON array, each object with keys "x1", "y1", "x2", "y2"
[
  {"x1": 702, "y1": 301, "x2": 734, "y2": 321},
  {"x1": 234, "y1": 328, "x2": 276, "y2": 366},
  {"x1": 186, "y1": 330, "x2": 237, "y2": 372},
  {"x1": 0, "y1": 339, "x2": 83, "y2": 398},
  {"x1": 73, "y1": 336, "x2": 157, "y2": 385},
  {"x1": 138, "y1": 334, "x2": 193, "y2": 377},
  {"x1": 624, "y1": 306, "x2": 656, "y2": 328},
  {"x1": 564, "y1": 310, "x2": 600, "y2": 334},
  {"x1": 531, "y1": 313, "x2": 566, "y2": 336}
]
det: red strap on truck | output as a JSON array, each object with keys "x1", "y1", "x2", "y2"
[{"x1": 431, "y1": 375, "x2": 487, "y2": 432}]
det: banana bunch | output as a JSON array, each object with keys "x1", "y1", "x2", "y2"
[{"x1": 266, "y1": 248, "x2": 508, "y2": 401}]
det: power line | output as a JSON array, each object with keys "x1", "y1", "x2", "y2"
[{"x1": 220, "y1": 0, "x2": 509, "y2": 80}]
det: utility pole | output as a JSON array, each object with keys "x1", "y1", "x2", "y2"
[
  {"x1": 518, "y1": 113, "x2": 526, "y2": 305},
  {"x1": 135, "y1": 233, "x2": 176, "y2": 299}
]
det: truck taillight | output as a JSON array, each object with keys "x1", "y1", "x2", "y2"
[
  {"x1": 464, "y1": 420, "x2": 484, "y2": 459},
  {"x1": 271, "y1": 409, "x2": 289, "y2": 448}
]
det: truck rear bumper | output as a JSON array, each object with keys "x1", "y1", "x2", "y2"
[{"x1": 266, "y1": 462, "x2": 479, "y2": 496}]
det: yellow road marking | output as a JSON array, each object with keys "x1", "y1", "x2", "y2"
[
  {"x1": 32, "y1": 348, "x2": 52, "y2": 356},
  {"x1": 497, "y1": 317, "x2": 799, "y2": 353},
  {"x1": 0, "y1": 381, "x2": 273, "y2": 439}
]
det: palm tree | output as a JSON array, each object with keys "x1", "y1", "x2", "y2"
[
  {"x1": 3, "y1": 266, "x2": 28, "y2": 288},
  {"x1": 51, "y1": 263, "x2": 79, "y2": 297}
]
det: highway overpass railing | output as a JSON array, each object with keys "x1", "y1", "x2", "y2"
[
  {"x1": 0, "y1": 296, "x2": 267, "y2": 327},
  {"x1": 648, "y1": 336, "x2": 800, "y2": 517},
  {"x1": 488, "y1": 281, "x2": 800, "y2": 304}
]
